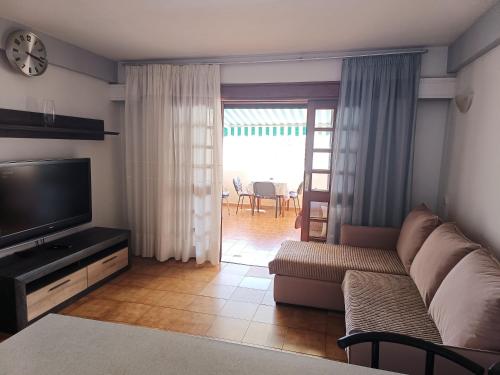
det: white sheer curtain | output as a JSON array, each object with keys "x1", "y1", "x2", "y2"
[{"x1": 124, "y1": 64, "x2": 222, "y2": 264}]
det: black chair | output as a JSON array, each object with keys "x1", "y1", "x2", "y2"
[
  {"x1": 232, "y1": 177, "x2": 254, "y2": 214},
  {"x1": 338, "y1": 331, "x2": 500, "y2": 375},
  {"x1": 221, "y1": 191, "x2": 230, "y2": 216},
  {"x1": 252, "y1": 181, "x2": 280, "y2": 218},
  {"x1": 287, "y1": 182, "x2": 303, "y2": 215}
]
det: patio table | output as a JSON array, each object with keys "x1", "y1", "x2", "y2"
[
  {"x1": 246, "y1": 181, "x2": 289, "y2": 199},
  {"x1": 247, "y1": 181, "x2": 289, "y2": 217}
]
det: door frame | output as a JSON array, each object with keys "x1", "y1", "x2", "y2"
[{"x1": 219, "y1": 82, "x2": 340, "y2": 260}]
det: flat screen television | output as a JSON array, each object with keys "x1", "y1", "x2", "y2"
[{"x1": 0, "y1": 158, "x2": 92, "y2": 248}]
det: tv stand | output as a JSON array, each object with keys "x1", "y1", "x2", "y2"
[{"x1": 0, "y1": 227, "x2": 130, "y2": 333}]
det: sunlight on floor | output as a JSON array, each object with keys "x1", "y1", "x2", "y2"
[{"x1": 221, "y1": 204, "x2": 300, "y2": 266}]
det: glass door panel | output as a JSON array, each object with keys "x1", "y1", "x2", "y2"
[
  {"x1": 310, "y1": 201, "x2": 329, "y2": 220},
  {"x1": 301, "y1": 100, "x2": 337, "y2": 242},
  {"x1": 311, "y1": 173, "x2": 330, "y2": 191},
  {"x1": 312, "y1": 152, "x2": 330, "y2": 170},
  {"x1": 315, "y1": 109, "x2": 335, "y2": 128},
  {"x1": 313, "y1": 131, "x2": 332, "y2": 149}
]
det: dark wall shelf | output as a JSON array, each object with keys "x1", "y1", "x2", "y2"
[{"x1": 0, "y1": 108, "x2": 119, "y2": 141}]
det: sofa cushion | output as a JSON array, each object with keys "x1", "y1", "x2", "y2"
[
  {"x1": 429, "y1": 249, "x2": 500, "y2": 351},
  {"x1": 342, "y1": 270, "x2": 442, "y2": 344},
  {"x1": 410, "y1": 223, "x2": 480, "y2": 307},
  {"x1": 268, "y1": 241, "x2": 406, "y2": 284},
  {"x1": 396, "y1": 204, "x2": 441, "y2": 273}
]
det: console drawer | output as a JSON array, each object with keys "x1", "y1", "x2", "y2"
[
  {"x1": 87, "y1": 248, "x2": 128, "y2": 286},
  {"x1": 26, "y1": 268, "x2": 87, "y2": 321}
]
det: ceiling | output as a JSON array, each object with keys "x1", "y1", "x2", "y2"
[{"x1": 0, "y1": 0, "x2": 497, "y2": 61}]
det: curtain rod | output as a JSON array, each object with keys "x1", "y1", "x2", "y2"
[{"x1": 121, "y1": 47, "x2": 428, "y2": 66}]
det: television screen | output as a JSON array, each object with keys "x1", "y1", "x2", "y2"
[{"x1": 0, "y1": 159, "x2": 92, "y2": 248}]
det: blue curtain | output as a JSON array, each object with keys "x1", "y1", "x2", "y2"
[{"x1": 327, "y1": 54, "x2": 421, "y2": 243}]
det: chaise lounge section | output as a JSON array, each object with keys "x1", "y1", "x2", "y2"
[
  {"x1": 269, "y1": 238, "x2": 405, "y2": 311},
  {"x1": 269, "y1": 205, "x2": 500, "y2": 374}
]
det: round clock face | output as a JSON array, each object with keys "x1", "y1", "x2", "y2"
[{"x1": 5, "y1": 30, "x2": 48, "y2": 77}]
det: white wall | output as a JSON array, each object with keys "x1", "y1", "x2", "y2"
[
  {"x1": 438, "y1": 45, "x2": 500, "y2": 257},
  {"x1": 221, "y1": 46, "x2": 451, "y2": 212},
  {"x1": 412, "y1": 100, "x2": 450, "y2": 211},
  {"x1": 0, "y1": 57, "x2": 124, "y2": 255}
]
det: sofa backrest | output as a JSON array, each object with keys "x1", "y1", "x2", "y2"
[
  {"x1": 429, "y1": 248, "x2": 500, "y2": 352},
  {"x1": 396, "y1": 204, "x2": 441, "y2": 273},
  {"x1": 410, "y1": 223, "x2": 481, "y2": 307}
]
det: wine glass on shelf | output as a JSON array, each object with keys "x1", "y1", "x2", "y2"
[{"x1": 42, "y1": 99, "x2": 56, "y2": 127}]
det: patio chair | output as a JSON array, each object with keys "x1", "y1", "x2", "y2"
[
  {"x1": 252, "y1": 181, "x2": 280, "y2": 218},
  {"x1": 232, "y1": 177, "x2": 254, "y2": 214},
  {"x1": 287, "y1": 181, "x2": 303, "y2": 215}
]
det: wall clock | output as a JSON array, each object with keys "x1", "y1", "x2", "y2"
[{"x1": 5, "y1": 30, "x2": 48, "y2": 77}]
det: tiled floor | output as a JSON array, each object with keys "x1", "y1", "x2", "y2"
[
  {"x1": 221, "y1": 203, "x2": 301, "y2": 266},
  {"x1": 56, "y1": 257, "x2": 347, "y2": 361}
]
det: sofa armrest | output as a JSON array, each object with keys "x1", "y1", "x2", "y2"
[{"x1": 340, "y1": 224, "x2": 400, "y2": 250}]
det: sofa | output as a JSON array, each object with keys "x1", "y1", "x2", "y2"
[{"x1": 268, "y1": 204, "x2": 500, "y2": 374}]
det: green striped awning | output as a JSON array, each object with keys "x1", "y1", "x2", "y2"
[{"x1": 224, "y1": 126, "x2": 307, "y2": 137}]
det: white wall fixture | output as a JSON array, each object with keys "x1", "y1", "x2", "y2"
[{"x1": 455, "y1": 92, "x2": 474, "y2": 113}]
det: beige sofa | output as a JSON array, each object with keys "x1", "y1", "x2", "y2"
[{"x1": 269, "y1": 205, "x2": 500, "y2": 374}]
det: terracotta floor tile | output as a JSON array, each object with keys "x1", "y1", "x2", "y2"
[
  {"x1": 252, "y1": 305, "x2": 327, "y2": 333},
  {"x1": 155, "y1": 291, "x2": 196, "y2": 309},
  {"x1": 245, "y1": 266, "x2": 274, "y2": 279},
  {"x1": 57, "y1": 296, "x2": 91, "y2": 315},
  {"x1": 61, "y1": 258, "x2": 344, "y2": 361},
  {"x1": 134, "y1": 289, "x2": 169, "y2": 306},
  {"x1": 242, "y1": 322, "x2": 287, "y2": 349},
  {"x1": 211, "y1": 273, "x2": 244, "y2": 286},
  {"x1": 186, "y1": 296, "x2": 226, "y2": 314},
  {"x1": 70, "y1": 298, "x2": 121, "y2": 320},
  {"x1": 156, "y1": 277, "x2": 206, "y2": 294},
  {"x1": 130, "y1": 263, "x2": 172, "y2": 277},
  {"x1": 135, "y1": 306, "x2": 172, "y2": 329},
  {"x1": 326, "y1": 335, "x2": 348, "y2": 362},
  {"x1": 88, "y1": 283, "x2": 120, "y2": 298},
  {"x1": 108, "y1": 272, "x2": 130, "y2": 285},
  {"x1": 261, "y1": 290, "x2": 276, "y2": 306},
  {"x1": 104, "y1": 302, "x2": 152, "y2": 324},
  {"x1": 218, "y1": 300, "x2": 259, "y2": 320},
  {"x1": 100, "y1": 285, "x2": 151, "y2": 303},
  {"x1": 136, "y1": 306, "x2": 215, "y2": 335},
  {"x1": 162, "y1": 309, "x2": 216, "y2": 336},
  {"x1": 124, "y1": 273, "x2": 166, "y2": 289},
  {"x1": 222, "y1": 263, "x2": 251, "y2": 275},
  {"x1": 165, "y1": 267, "x2": 219, "y2": 283},
  {"x1": 283, "y1": 328, "x2": 326, "y2": 357},
  {"x1": 222, "y1": 208, "x2": 299, "y2": 267},
  {"x1": 326, "y1": 312, "x2": 346, "y2": 337},
  {"x1": 206, "y1": 317, "x2": 250, "y2": 342},
  {"x1": 230, "y1": 287, "x2": 266, "y2": 304},
  {"x1": 239, "y1": 277, "x2": 272, "y2": 290},
  {"x1": 200, "y1": 284, "x2": 236, "y2": 299}
]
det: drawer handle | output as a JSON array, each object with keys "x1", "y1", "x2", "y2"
[
  {"x1": 102, "y1": 255, "x2": 118, "y2": 264},
  {"x1": 48, "y1": 279, "x2": 71, "y2": 292}
]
